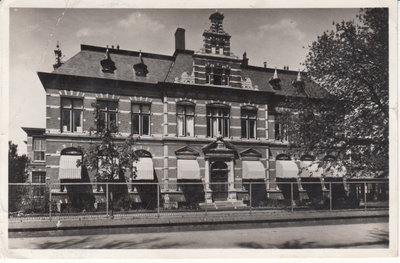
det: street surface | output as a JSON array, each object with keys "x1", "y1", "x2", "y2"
[{"x1": 9, "y1": 222, "x2": 388, "y2": 249}]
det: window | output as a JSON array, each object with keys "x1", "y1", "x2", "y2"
[
  {"x1": 275, "y1": 122, "x2": 288, "y2": 142},
  {"x1": 205, "y1": 66, "x2": 211, "y2": 84},
  {"x1": 241, "y1": 108, "x2": 257, "y2": 139},
  {"x1": 177, "y1": 103, "x2": 195, "y2": 137},
  {"x1": 32, "y1": 172, "x2": 46, "y2": 196},
  {"x1": 213, "y1": 67, "x2": 223, "y2": 85},
  {"x1": 207, "y1": 105, "x2": 230, "y2": 138},
  {"x1": 33, "y1": 137, "x2": 45, "y2": 161},
  {"x1": 224, "y1": 68, "x2": 230, "y2": 85},
  {"x1": 97, "y1": 100, "x2": 118, "y2": 131},
  {"x1": 132, "y1": 103, "x2": 150, "y2": 136},
  {"x1": 32, "y1": 172, "x2": 46, "y2": 183},
  {"x1": 61, "y1": 98, "x2": 83, "y2": 132}
]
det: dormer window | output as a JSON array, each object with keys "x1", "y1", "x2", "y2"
[
  {"x1": 213, "y1": 67, "x2": 223, "y2": 85},
  {"x1": 100, "y1": 49, "x2": 116, "y2": 73},
  {"x1": 205, "y1": 66, "x2": 211, "y2": 84},
  {"x1": 269, "y1": 68, "x2": 281, "y2": 90},
  {"x1": 133, "y1": 51, "x2": 149, "y2": 77},
  {"x1": 211, "y1": 47, "x2": 216, "y2": 54}
]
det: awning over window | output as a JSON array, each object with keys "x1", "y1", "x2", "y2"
[
  {"x1": 298, "y1": 161, "x2": 323, "y2": 178},
  {"x1": 324, "y1": 163, "x2": 347, "y2": 177},
  {"x1": 59, "y1": 155, "x2": 82, "y2": 179},
  {"x1": 276, "y1": 160, "x2": 299, "y2": 178},
  {"x1": 177, "y1": 159, "x2": 201, "y2": 180},
  {"x1": 242, "y1": 161, "x2": 265, "y2": 179},
  {"x1": 133, "y1": 158, "x2": 154, "y2": 180}
]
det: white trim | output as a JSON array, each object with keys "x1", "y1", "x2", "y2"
[
  {"x1": 85, "y1": 96, "x2": 96, "y2": 100},
  {"x1": 152, "y1": 112, "x2": 163, "y2": 116},
  {"x1": 230, "y1": 126, "x2": 241, "y2": 129},
  {"x1": 46, "y1": 105, "x2": 60, "y2": 109},
  {"x1": 47, "y1": 93, "x2": 60, "y2": 97},
  {"x1": 46, "y1": 165, "x2": 59, "y2": 168},
  {"x1": 195, "y1": 124, "x2": 207, "y2": 127},
  {"x1": 119, "y1": 110, "x2": 130, "y2": 114},
  {"x1": 120, "y1": 99, "x2": 131, "y2": 103}
]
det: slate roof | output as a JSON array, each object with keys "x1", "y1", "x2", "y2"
[
  {"x1": 53, "y1": 45, "x2": 174, "y2": 84},
  {"x1": 52, "y1": 44, "x2": 327, "y2": 99}
]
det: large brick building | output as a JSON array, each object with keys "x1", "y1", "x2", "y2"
[{"x1": 23, "y1": 11, "x2": 345, "y2": 209}]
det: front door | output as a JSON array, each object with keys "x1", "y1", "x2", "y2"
[{"x1": 210, "y1": 161, "x2": 228, "y2": 201}]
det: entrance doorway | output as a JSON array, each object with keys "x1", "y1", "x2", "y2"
[{"x1": 210, "y1": 161, "x2": 229, "y2": 201}]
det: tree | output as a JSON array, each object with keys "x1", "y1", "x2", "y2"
[
  {"x1": 9, "y1": 141, "x2": 29, "y2": 212},
  {"x1": 9, "y1": 141, "x2": 29, "y2": 183},
  {"x1": 279, "y1": 8, "x2": 389, "y2": 178},
  {"x1": 78, "y1": 103, "x2": 139, "y2": 215}
]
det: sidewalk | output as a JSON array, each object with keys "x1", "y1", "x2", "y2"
[{"x1": 9, "y1": 209, "x2": 388, "y2": 234}]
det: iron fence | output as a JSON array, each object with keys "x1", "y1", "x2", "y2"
[{"x1": 8, "y1": 180, "x2": 389, "y2": 220}]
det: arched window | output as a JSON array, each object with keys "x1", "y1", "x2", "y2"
[
  {"x1": 176, "y1": 101, "x2": 195, "y2": 137},
  {"x1": 206, "y1": 104, "x2": 230, "y2": 138},
  {"x1": 59, "y1": 148, "x2": 83, "y2": 180}
]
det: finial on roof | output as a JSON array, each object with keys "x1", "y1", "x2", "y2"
[
  {"x1": 53, "y1": 41, "x2": 64, "y2": 70},
  {"x1": 273, "y1": 68, "x2": 279, "y2": 80},
  {"x1": 297, "y1": 70, "x2": 302, "y2": 82}
]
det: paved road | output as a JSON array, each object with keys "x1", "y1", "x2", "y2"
[{"x1": 9, "y1": 222, "x2": 388, "y2": 249}]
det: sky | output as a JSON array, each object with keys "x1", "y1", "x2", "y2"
[{"x1": 9, "y1": 8, "x2": 360, "y2": 154}]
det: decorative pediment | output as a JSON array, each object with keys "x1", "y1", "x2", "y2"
[
  {"x1": 174, "y1": 71, "x2": 195, "y2": 84},
  {"x1": 133, "y1": 51, "x2": 149, "y2": 77},
  {"x1": 175, "y1": 146, "x2": 199, "y2": 156},
  {"x1": 202, "y1": 136, "x2": 238, "y2": 159},
  {"x1": 241, "y1": 77, "x2": 258, "y2": 90},
  {"x1": 240, "y1": 148, "x2": 262, "y2": 158}
]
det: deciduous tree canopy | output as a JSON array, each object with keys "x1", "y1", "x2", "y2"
[{"x1": 279, "y1": 8, "x2": 388, "y2": 178}]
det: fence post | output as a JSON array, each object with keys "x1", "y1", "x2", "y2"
[
  {"x1": 157, "y1": 183, "x2": 160, "y2": 217},
  {"x1": 49, "y1": 185, "x2": 52, "y2": 221},
  {"x1": 290, "y1": 182, "x2": 293, "y2": 212},
  {"x1": 329, "y1": 182, "x2": 332, "y2": 211},
  {"x1": 249, "y1": 183, "x2": 252, "y2": 215},
  {"x1": 364, "y1": 182, "x2": 367, "y2": 211},
  {"x1": 106, "y1": 183, "x2": 109, "y2": 217}
]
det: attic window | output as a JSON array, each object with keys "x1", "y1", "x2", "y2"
[
  {"x1": 269, "y1": 68, "x2": 281, "y2": 90},
  {"x1": 133, "y1": 51, "x2": 149, "y2": 77},
  {"x1": 100, "y1": 49, "x2": 117, "y2": 73}
]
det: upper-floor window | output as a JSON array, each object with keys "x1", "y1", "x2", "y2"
[
  {"x1": 275, "y1": 121, "x2": 288, "y2": 142},
  {"x1": 61, "y1": 98, "x2": 83, "y2": 133},
  {"x1": 177, "y1": 102, "x2": 195, "y2": 137},
  {"x1": 205, "y1": 65, "x2": 230, "y2": 86},
  {"x1": 132, "y1": 103, "x2": 150, "y2": 136},
  {"x1": 207, "y1": 104, "x2": 230, "y2": 138},
  {"x1": 33, "y1": 137, "x2": 45, "y2": 161},
  {"x1": 97, "y1": 100, "x2": 118, "y2": 131},
  {"x1": 241, "y1": 107, "x2": 257, "y2": 139}
]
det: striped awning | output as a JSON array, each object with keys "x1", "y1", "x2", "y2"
[
  {"x1": 276, "y1": 160, "x2": 299, "y2": 178},
  {"x1": 177, "y1": 159, "x2": 201, "y2": 180},
  {"x1": 133, "y1": 158, "x2": 154, "y2": 180},
  {"x1": 242, "y1": 161, "x2": 265, "y2": 179},
  {"x1": 59, "y1": 155, "x2": 82, "y2": 179},
  {"x1": 298, "y1": 161, "x2": 323, "y2": 178}
]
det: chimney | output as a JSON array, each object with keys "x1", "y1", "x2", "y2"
[
  {"x1": 263, "y1": 62, "x2": 267, "y2": 68},
  {"x1": 242, "y1": 52, "x2": 249, "y2": 66},
  {"x1": 175, "y1": 28, "x2": 185, "y2": 50}
]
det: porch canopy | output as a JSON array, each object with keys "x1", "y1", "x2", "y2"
[
  {"x1": 133, "y1": 158, "x2": 154, "y2": 180},
  {"x1": 298, "y1": 161, "x2": 323, "y2": 178},
  {"x1": 177, "y1": 159, "x2": 201, "y2": 180},
  {"x1": 59, "y1": 155, "x2": 82, "y2": 179},
  {"x1": 276, "y1": 160, "x2": 299, "y2": 179},
  {"x1": 242, "y1": 161, "x2": 265, "y2": 180}
]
